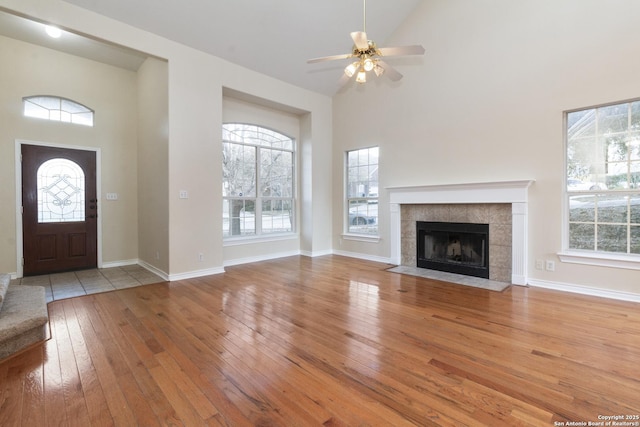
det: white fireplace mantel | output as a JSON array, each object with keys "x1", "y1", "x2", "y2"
[{"x1": 387, "y1": 180, "x2": 534, "y2": 285}]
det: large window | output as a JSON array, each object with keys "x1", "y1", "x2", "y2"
[
  {"x1": 222, "y1": 123, "x2": 295, "y2": 238},
  {"x1": 566, "y1": 99, "x2": 640, "y2": 255},
  {"x1": 346, "y1": 147, "x2": 379, "y2": 235}
]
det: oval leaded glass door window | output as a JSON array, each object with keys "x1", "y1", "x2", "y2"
[{"x1": 37, "y1": 158, "x2": 85, "y2": 223}]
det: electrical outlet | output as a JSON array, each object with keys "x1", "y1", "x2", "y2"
[
  {"x1": 156, "y1": 251, "x2": 160, "y2": 260},
  {"x1": 535, "y1": 259, "x2": 544, "y2": 270},
  {"x1": 545, "y1": 260, "x2": 555, "y2": 271},
  {"x1": 198, "y1": 253, "x2": 204, "y2": 262},
  {"x1": 179, "y1": 190, "x2": 188, "y2": 199}
]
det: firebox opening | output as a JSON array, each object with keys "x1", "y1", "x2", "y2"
[{"x1": 417, "y1": 221, "x2": 489, "y2": 279}]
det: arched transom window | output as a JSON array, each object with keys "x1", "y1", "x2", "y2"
[{"x1": 23, "y1": 95, "x2": 94, "y2": 127}]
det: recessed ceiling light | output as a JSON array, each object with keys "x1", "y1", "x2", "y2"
[{"x1": 45, "y1": 25, "x2": 62, "y2": 39}]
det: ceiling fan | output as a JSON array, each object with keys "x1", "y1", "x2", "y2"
[{"x1": 307, "y1": 0, "x2": 425, "y2": 86}]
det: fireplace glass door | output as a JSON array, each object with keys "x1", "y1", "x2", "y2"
[{"x1": 417, "y1": 221, "x2": 489, "y2": 279}]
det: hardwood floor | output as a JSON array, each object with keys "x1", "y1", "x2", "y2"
[{"x1": 1, "y1": 255, "x2": 639, "y2": 426}]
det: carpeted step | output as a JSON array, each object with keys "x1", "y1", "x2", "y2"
[{"x1": 0, "y1": 282, "x2": 49, "y2": 361}]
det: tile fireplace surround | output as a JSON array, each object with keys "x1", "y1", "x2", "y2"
[{"x1": 388, "y1": 180, "x2": 534, "y2": 285}]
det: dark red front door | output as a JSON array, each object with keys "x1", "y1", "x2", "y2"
[{"x1": 22, "y1": 144, "x2": 98, "y2": 276}]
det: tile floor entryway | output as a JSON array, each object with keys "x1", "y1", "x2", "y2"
[{"x1": 12, "y1": 265, "x2": 165, "y2": 303}]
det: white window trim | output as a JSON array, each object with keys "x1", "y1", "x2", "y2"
[
  {"x1": 345, "y1": 146, "x2": 379, "y2": 237},
  {"x1": 341, "y1": 233, "x2": 381, "y2": 243},
  {"x1": 558, "y1": 250, "x2": 640, "y2": 270},
  {"x1": 222, "y1": 123, "x2": 296, "y2": 240}
]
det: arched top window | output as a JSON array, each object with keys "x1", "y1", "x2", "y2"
[
  {"x1": 222, "y1": 123, "x2": 293, "y2": 150},
  {"x1": 23, "y1": 95, "x2": 94, "y2": 127},
  {"x1": 222, "y1": 123, "x2": 296, "y2": 238}
]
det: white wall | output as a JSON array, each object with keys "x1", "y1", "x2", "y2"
[
  {"x1": 137, "y1": 57, "x2": 169, "y2": 275},
  {"x1": 333, "y1": 0, "x2": 640, "y2": 298},
  {"x1": 0, "y1": 34, "x2": 139, "y2": 275},
  {"x1": 0, "y1": 0, "x2": 333, "y2": 279},
  {"x1": 221, "y1": 95, "x2": 302, "y2": 265}
]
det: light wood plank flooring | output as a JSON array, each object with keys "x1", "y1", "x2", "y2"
[{"x1": 1, "y1": 255, "x2": 639, "y2": 426}]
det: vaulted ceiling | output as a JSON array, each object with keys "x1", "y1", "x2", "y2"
[{"x1": 0, "y1": 0, "x2": 423, "y2": 96}]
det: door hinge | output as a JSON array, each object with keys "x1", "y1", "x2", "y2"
[
  {"x1": 21, "y1": 206, "x2": 23, "y2": 214},
  {"x1": 21, "y1": 257, "x2": 24, "y2": 266}
]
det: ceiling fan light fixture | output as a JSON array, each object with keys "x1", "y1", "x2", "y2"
[
  {"x1": 344, "y1": 62, "x2": 359, "y2": 77},
  {"x1": 306, "y1": 0, "x2": 424, "y2": 88},
  {"x1": 363, "y1": 57, "x2": 375, "y2": 72}
]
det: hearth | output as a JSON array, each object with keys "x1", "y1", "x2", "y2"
[{"x1": 417, "y1": 221, "x2": 489, "y2": 279}]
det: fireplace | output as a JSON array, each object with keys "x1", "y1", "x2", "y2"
[
  {"x1": 417, "y1": 221, "x2": 489, "y2": 278},
  {"x1": 388, "y1": 180, "x2": 534, "y2": 285}
]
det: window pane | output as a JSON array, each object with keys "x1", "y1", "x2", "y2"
[
  {"x1": 567, "y1": 109, "x2": 596, "y2": 139},
  {"x1": 630, "y1": 195, "x2": 640, "y2": 223},
  {"x1": 262, "y1": 199, "x2": 293, "y2": 234},
  {"x1": 606, "y1": 135, "x2": 629, "y2": 162},
  {"x1": 260, "y1": 149, "x2": 292, "y2": 198},
  {"x1": 569, "y1": 195, "x2": 595, "y2": 222},
  {"x1": 224, "y1": 199, "x2": 255, "y2": 236},
  {"x1": 37, "y1": 158, "x2": 85, "y2": 223},
  {"x1": 631, "y1": 226, "x2": 640, "y2": 254},
  {"x1": 632, "y1": 101, "x2": 640, "y2": 130},
  {"x1": 597, "y1": 195, "x2": 628, "y2": 224},
  {"x1": 598, "y1": 104, "x2": 628, "y2": 135},
  {"x1": 348, "y1": 150, "x2": 359, "y2": 167},
  {"x1": 569, "y1": 223, "x2": 595, "y2": 250},
  {"x1": 23, "y1": 96, "x2": 93, "y2": 127},
  {"x1": 222, "y1": 142, "x2": 256, "y2": 197},
  {"x1": 566, "y1": 137, "x2": 606, "y2": 189},
  {"x1": 72, "y1": 112, "x2": 94, "y2": 126},
  {"x1": 597, "y1": 224, "x2": 627, "y2": 252},
  {"x1": 348, "y1": 199, "x2": 378, "y2": 234},
  {"x1": 24, "y1": 101, "x2": 50, "y2": 120}
]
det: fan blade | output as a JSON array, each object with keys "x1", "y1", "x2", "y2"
[
  {"x1": 377, "y1": 60, "x2": 403, "y2": 81},
  {"x1": 377, "y1": 45, "x2": 425, "y2": 57},
  {"x1": 350, "y1": 31, "x2": 369, "y2": 50},
  {"x1": 307, "y1": 53, "x2": 353, "y2": 64}
]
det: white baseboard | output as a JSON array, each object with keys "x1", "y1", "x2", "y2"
[
  {"x1": 101, "y1": 259, "x2": 139, "y2": 268},
  {"x1": 168, "y1": 266, "x2": 225, "y2": 281},
  {"x1": 137, "y1": 260, "x2": 169, "y2": 281},
  {"x1": 299, "y1": 249, "x2": 333, "y2": 258},
  {"x1": 528, "y1": 278, "x2": 640, "y2": 303},
  {"x1": 223, "y1": 250, "x2": 301, "y2": 267},
  {"x1": 331, "y1": 249, "x2": 393, "y2": 265}
]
